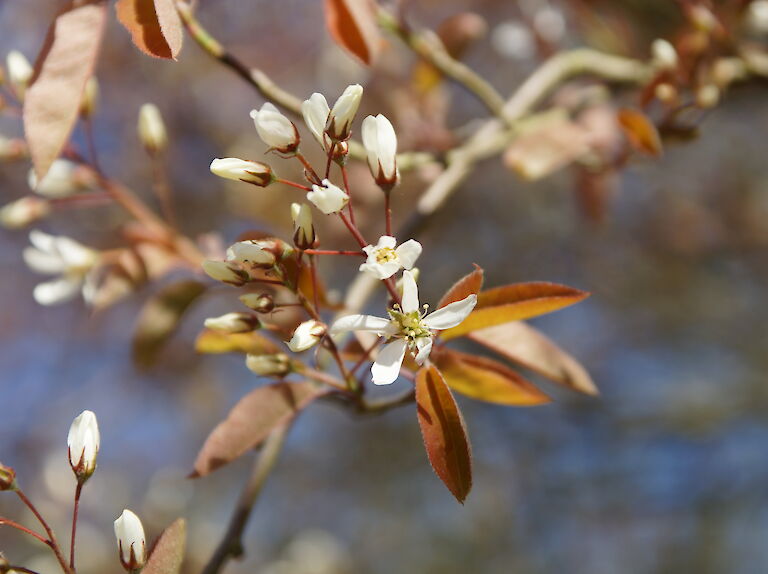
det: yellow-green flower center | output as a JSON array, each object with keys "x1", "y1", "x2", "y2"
[
  {"x1": 388, "y1": 308, "x2": 431, "y2": 342},
  {"x1": 374, "y1": 247, "x2": 397, "y2": 264}
]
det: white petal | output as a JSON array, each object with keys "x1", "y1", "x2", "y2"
[
  {"x1": 33, "y1": 277, "x2": 82, "y2": 305},
  {"x1": 414, "y1": 336, "x2": 433, "y2": 364},
  {"x1": 424, "y1": 294, "x2": 477, "y2": 330},
  {"x1": 400, "y1": 270, "x2": 419, "y2": 313},
  {"x1": 371, "y1": 339, "x2": 407, "y2": 385},
  {"x1": 56, "y1": 236, "x2": 96, "y2": 267},
  {"x1": 394, "y1": 240, "x2": 422, "y2": 269},
  {"x1": 359, "y1": 260, "x2": 400, "y2": 280},
  {"x1": 301, "y1": 93, "x2": 330, "y2": 146},
  {"x1": 29, "y1": 229, "x2": 56, "y2": 253},
  {"x1": 330, "y1": 314, "x2": 390, "y2": 334},
  {"x1": 23, "y1": 247, "x2": 66, "y2": 274},
  {"x1": 376, "y1": 235, "x2": 397, "y2": 249}
]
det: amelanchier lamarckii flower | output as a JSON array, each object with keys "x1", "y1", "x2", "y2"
[
  {"x1": 331, "y1": 270, "x2": 477, "y2": 385},
  {"x1": 137, "y1": 103, "x2": 167, "y2": 154},
  {"x1": 250, "y1": 102, "x2": 299, "y2": 153},
  {"x1": 23, "y1": 230, "x2": 100, "y2": 306},
  {"x1": 325, "y1": 84, "x2": 363, "y2": 141},
  {"x1": 28, "y1": 159, "x2": 85, "y2": 199},
  {"x1": 114, "y1": 509, "x2": 146, "y2": 571},
  {"x1": 288, "y1": 319, "x2": 326, "y2": 352},
  {"x1": 307, "y1": 179, "x2": 349, "y2": 215},
  {"x1": 204, "y1": 312, "x2": 258, "y2": 333},
  {"x1": 227, "y1": 240, "x2": 277, "y2": 267},
  {"x1": 302, "y1": 93, "x2": 331, "y2": 149},
  {"x1": 359, "y1": 236, "x2": 421, "y2": 280},
  {"x1": 362, "y1": 114, "x2": 399, "y2": 188},
  {"x1": 67, "y1": 410, "x2": 100, "y2": 482},
  {"x1": 210, "y1": 158, "x2": 274, "y2": 187}
]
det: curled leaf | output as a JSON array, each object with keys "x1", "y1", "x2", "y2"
[
  {"x1": 416, "y1": 365, "x2": 472, "y2": 503},
  {"x1": 469, "y1": 322, "x2": 598, "y2": 395},
  {"x1": 433, "y1": 349, "x2": 550, "y2": 406},
  {"x1": 440, "y1": 282, "x2": 589, "y2": 340},
  {"x1": 192, "y1": 382, "x2": 321, "y2": 477},
  {"x1": 142, "y1": 518, "x2": 186, "y2": 574},
  {"x1": 116, "y1": 0, "x2": 183, "y2": 60},
  {"x1": 618, "y1": 108, "x2": 662, "y2": 156},
  {"x1": 324, "y1": 0, "x2": 381, "y2": 65},
  {"x1": 24, "y1": 3, "x2": 107, "y2": 181}
]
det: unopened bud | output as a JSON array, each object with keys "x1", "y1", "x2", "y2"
[
  {"x1": 291, "y1": 202, "x2": 316, "y2": 249},
  {"x1": 114, "y1": 509, "x2": 146, "y2": 571},
  {"x1": 210, "y1": 158, "x2": 274, "y2": 187},
  {"x1": 251, "y1": 103, "x2": 299, "y2": 153},
  {"x1": 325, "y1": 84, "x2": 363, "y2": 141},
  {"x1": 67, "y1": 410, "x2": 100, "y2": 482},
  {"x1": 651, "y1": 39, "x2": 678, "y2": 71},
  {"x1": 240, "y1": 293, "x2": 275, "y2": 313},
  {"x1": 80, "y1": 77, "x2": 99, "y2": 118},
  {"x1": 0, "y1": 136, "x2": 26, "y2": 161},
  {"x1": 204, "y1": 312, "x2": 260, "y2": 333},
  {"x1": 138, "y1": 103, "x2": 167, "y2": 154},
  {"x1": 696, "y1": 84, "x2": 720, "y2": 109},
  {"x1": 0, "y1": 553, "x2": 9, "y2": 574},
  {"x1": 0, "y1": 196, "x2": 50, "y2": 229},
  {"x1": 227, "y1": 240, "x2": 277, "y2": 267},
  {"x1": 28, "y1": 159, "x2": 92, "y2": 198},
  {"x1": 396, "y1": 267, "x2": 420, "y2": 295},
  {"x1": 654, "y1": 83, "x2": 678, "y2": 104},
  {"x1": 6, "y1": 51, "x2": 33, "y2": 100},
  {"x1": 287, "y1": 319, "x2": 326, "y2": 352},
  {"x1": 0, "y1": 463, "x2": 16, "y2": 491},
  {"x1": 246, "y1": 353, "x2": 292, "y2": 376},
  {"x1": 689, "y1": 5, "x2": 717, "y2": 33},
  {"x1": 362, "y1": 114, "x2": 399, "y2": 190},
  {"x1": 202, "y1": 260, "x2": 249, "y2": 286}
]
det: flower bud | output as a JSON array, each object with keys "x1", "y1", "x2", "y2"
[
  {"x1": 210, "y1": 158, "x2": 274, "y2": 187},
  {"x1": 80, "y1": 77, "x2": 99, "y2": 118},
  {"x1": 0, "y1": 553, "x2": 9, "y2": 574},
  {"x1": 0, "y1": 136, "x2": 26, "y2": 162},
  {"x1": 0, "y1": 462, "x2": 16, "y2": 491},
  {"x1": 204, "y1": 312, "x2": 259, "y2": 333},
  {"x1": 246, "y1": 353, "x2": 292, "y2": 376},
  {"x1": 226, "y1": 240, "x2": 277, "y2": 267},
  {"x1": 28, "y1": 159, "x2": 89, "y2": 198},
  {"x1": 291, "y1": 202, "x2": 316, "y2": 249},
  {"x1": 0, "y1": 196, "x2": 50, "y2": 229},
  {"x1": 6, "y1": 51, "x2": 33, "y2": 99},
  {"x1": 202, "y1": 260, "x2": 249, "y2": 286},
  {"x1": 67, "y1": 410, "x2": 100, "y2": 482},
  {"x1": 362, "y1": 114, "x2": 399, "y2": 189},
  {"x1": 114, "y1": 509, "x2": 146, "y2": 571},
  {"x1": 654, "y1": 83, "x2": 677, "y2": 104},
  {"x1": 651, "y1": 39, "x2": 678, "y2": 71},
  {"x1": 302, "y1": 92, "x2": 331, "y2": 149},
  {"x1": 325, "y1": 84, "x2": 363, "y2": 141},
  {"x1": 307, "y1": 179, "x2": 349, "y2": 215},
  {"x1": 696, "y1": 84, "x2": 720, "y2": 109},
  {"x1": 287, "y1": 319, "x2": 326, "y2": 352},
  {"x1": 250, "y1": 103, "x2": 299, "y2": 153},
  {"x1": 240, "y1": 293, "x2": 275, "y2": 313},
  {"x1": 138, "y1": 103, "x2": 167, "y2": 154}
]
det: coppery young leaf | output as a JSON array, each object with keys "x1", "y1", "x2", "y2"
[
  {"x1": 441, "y1": 282, "x2": 589, "y2": 340},
  {"x1": 433, "y1": 349, "x2": 551, "y2": 406},
  {"x1": 142, "y1": 518, "x2": 186, "y2": 574},
  {"x1": 132, "y1": 280, "x2": 207, "y2": 368},
  {"x1": 416, "y1": 365, "x2": 472, "y2": 503},
  {"x1": 116, "y1": 0, "x2": 183, "y2": 60},
  {"x1": 468, "y1": 322, "x2": 598, "y2": 396},
  {"x1": 437, "y1": 265, "x2": 484, "y2": 309},
  {"x1": 24, "y1": 3, "x2": 107, "y2": 181},
  {"x1": 192, "y1": 382, "x2": 321, "y2": 477},
  {"x1": 324, "y1": 0, "x2": 381, "y2": 65},
  {"x1": 618, "y1": 108, "x2": 663, "y2": 156}
]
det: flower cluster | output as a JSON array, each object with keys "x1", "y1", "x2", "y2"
[{"x1": 205, "y1": 84, "x2": 476, "y2": 386}]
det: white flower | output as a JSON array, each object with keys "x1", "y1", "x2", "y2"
[
  {"x1": 307, "y1": 179, "x2": 349, "y2": 215},
  {"x1": 330, "y1": 270, "x2": 477, "y2": 385},
  {"x1": 246, "y1": 353, "x2": 291, "y2": 376},
  {"x1": 301, "y1": 93, "x2": 330, "y2": 148},
  {"x1": 359, "y1": 236, "x2": 421, "y2": 280},
  {"x1": 250, "y1": 103, "x2": 299, "y2": 152},
  {"x1": 291, "y1": 202, "x2": 315, "y2": 249},
  {"x1": 288, "y1": 319, "x2": 326, "y2": 352},
  {"x1": 204, "y1": 312, "x2": 258, "y2": 333},
  {"x1": 6, "y1": 50, "x2": 33, "y2": 99},
  {"x1": 0, "y1": 196, "x2": 50, "y2": 229},
  {"x1": 67, "y1": 410, "x2": 99, "y2": 481},
  {"x1": 28, "y1": 159, "x2": 83, "y2": 198},
  {"x1": 114, "y1": 509, "x2": 146, "y2": 571},
  {"x1": 137, "y1": 103, "x2": 167, "y2": 153},
  {"x1": 362, "y1": 114, "x2": 398, "y2": 187},
  {"x1": 326, "y1": 84, "x2": 363, "y2": 141},
  {"x1": 23, "y1": 230, "x2": 100, "y2": 306},
  {"x1": 202, "y1": 260, "x2": 248, "y2": 285},
  {"x1": 226, "y1": 241, "x2": 276, "y2": 267},
  {"x1": 651, "y1": 39, "x2": 678, "y2": 71},
  {"x1": 210, "y1": 158, "x2": 273, "y2": 187}
]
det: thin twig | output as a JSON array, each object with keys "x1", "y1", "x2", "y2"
[
  {"x1": 16, "y1": 489, "x2": 72, "y2": 574},
  {"x1": 201, "y1": 425, "x2": 290, "y2": 574},
  {"x1": 0, "y1": 517, "x2": 48, "y2": 545},
  {"x1": 69, "y1": 482, "x2": 83, "y2": 571}
]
